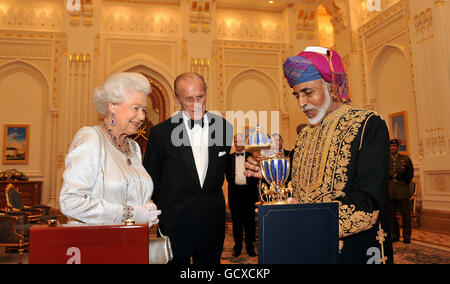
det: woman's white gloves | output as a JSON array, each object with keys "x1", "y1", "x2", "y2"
[{"x1": 133, "y1": 202, "x2": 161, "y2": 227}]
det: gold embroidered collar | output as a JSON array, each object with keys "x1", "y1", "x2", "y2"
[{"x1": 292, "y1": 105, "x2": 370, "y2": 203}]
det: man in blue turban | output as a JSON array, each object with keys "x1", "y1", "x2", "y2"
[{"x1": 246, "y1": 46, "x2": 394, "y2": 264}]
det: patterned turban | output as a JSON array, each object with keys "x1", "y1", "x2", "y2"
[{"x1": 283, "y1": 47, "x2": 350, "y2": 102}]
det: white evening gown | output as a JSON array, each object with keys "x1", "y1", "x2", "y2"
[{"x1": 60, "y1": 126, "x2": 154, "y2": 224}]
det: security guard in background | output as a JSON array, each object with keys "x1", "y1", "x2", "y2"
[{"x1": 388, "y1": 139, "x2": 414, "y2": 244}]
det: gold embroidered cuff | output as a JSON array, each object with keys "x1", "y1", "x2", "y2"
[{"x1": 339, "y1": 204, "x2": 379, "y2": 239}]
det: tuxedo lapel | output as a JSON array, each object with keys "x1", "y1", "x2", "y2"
[
  {"x1": 228, "y1": 153, "x2": 237, "y2": 187},
  {"x1": 202, "y1": 146, "x2": 218, "y2": 190},
  {"x1": 179, "y1": 145, "x2": 202, "y2": 189},
  {"x1": 245, "y1": 152, "x2": 252, "y2": 184},
  {"x1": 231, "y1": 153, "x2": 236, "y2": 182},
  {"x1": 202, "y1": 115, "x2": 217, "y2": 190},
  {"x1": 203, "y1": 112, "x2": 230, "y2": 190},
  {"x1": 170, "y1": 111, "x2": 202, "y2": 189}
]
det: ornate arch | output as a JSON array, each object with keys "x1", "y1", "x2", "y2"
[
  {"x1": 225, "y1": 68, "x2": 280, "y2": 111},
  {"x1": 368, "y1": 44, "x2": 410, "y2": 106},
  {"x1": 0, "y1": 60, "x2": 50, "y2": 177},
  {"x1": 0, "y1": 60, "x2": 50, "y2": 104},
  {"x1": 108, "y1": 54, "x2": 176, "y2": 113},
  {"x1": 108, "y1": 60, "x2": 174, "y2": 157}
]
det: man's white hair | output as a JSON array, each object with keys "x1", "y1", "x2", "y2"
[{"x1": 93, "y1": 72, "x2": 151, "y2": 116}]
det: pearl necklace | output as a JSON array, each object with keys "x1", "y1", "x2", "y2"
[{"x1": 102, "y1": 122, "x2": 133, "y2": 166}]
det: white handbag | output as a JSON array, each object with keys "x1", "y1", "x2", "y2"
[{"x1": 148, "y1": 227, "x2": 173, "y2": 264}]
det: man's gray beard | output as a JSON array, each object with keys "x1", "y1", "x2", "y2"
[{"x1": 303, "y1": 88, "x2": 332, "y2": 125}]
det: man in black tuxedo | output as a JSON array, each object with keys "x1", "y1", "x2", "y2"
[
  {"x1": 143, "y1": 72, "x2": 233, "y2": 264},
  {"x1": 225, "y1": 133, "x2": 259, "y2": 257}
]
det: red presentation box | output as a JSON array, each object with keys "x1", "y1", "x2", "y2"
[{"x1": 29, "y1": 223, "x2": 149, "y2": 264}]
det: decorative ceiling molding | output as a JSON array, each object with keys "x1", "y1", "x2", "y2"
[
  {"x1": 296, "y1": 5, "x2": 317, "y2": 39},
  {"x1": 217, "y1": 20, "x2": 286, "y2": 42},
  {"x1": 104, "y1": 13, "x2": 178, "y2": 35},
  {"x1": 216, "y1": 2, "x2": 286, "y2": 14},
  {"x1": 68, "y1": 0, "x2": 94, "y2": 27},
  {"x1": 216, "y1": 0, "x2": 323, "y2": 13},
  {"x1": 189, "y1": 0, "x2": 212, "y2": 33},
  {"x1": 0, "y1": 7, "x2": 61, "y2": 31},
  {"x1": 102, "y1": 0, "x2": 180, "y2": 6}
]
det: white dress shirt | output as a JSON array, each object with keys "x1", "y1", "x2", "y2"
[
  {"x1": 235, "y1": 151, "x2": 247, "y2": 185},
  {"x1": 182, "y1": 112, "x2": 209, "y2": 188}
]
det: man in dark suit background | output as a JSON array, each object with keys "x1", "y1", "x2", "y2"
[
  {"x1": 143, "y1": 72, "x2": 233, "y2": 264},
  {"x1": 226, "y1": 133, "x2": 259, "y2": 257}
]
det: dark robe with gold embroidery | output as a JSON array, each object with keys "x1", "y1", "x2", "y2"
[{"x1": 291, "y1": 104, "x2": 394, "y2": 264}]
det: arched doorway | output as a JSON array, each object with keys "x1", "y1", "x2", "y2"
[
  {"x1": 369, "y1": 45, "x2": 418, "y2": 158},
  {"x1": 370, "y1": 46, "x2": 411, "y2": 117},
  {"x1": 225, "y1": 68, "x2": 280, "y2": 135}
]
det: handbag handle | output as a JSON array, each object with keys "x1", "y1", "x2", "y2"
[{"x1": 157, "y1": 226, "x2": 167, "y2": 238}]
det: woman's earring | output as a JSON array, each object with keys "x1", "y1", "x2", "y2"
[{"x1": 111, "y1": 113, "x2": 116, "y2": 126}]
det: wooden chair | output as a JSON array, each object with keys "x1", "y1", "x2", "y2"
[
  {"x1": 410, "y1": 180, "x2": 420, "y2": 226},
  {"x1": 5, "y1": 183, "x2": 54, "y2": 224},
  {"x1": 0, "y1": 212, "x2": 32, "y2": 256}
]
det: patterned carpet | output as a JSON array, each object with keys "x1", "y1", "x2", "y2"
[
  {"x1": 220, "y1": 227, "x2": 450, "y2": 264},
  {"x1": 392, "y1": 241, "x2": 450, "y2": 264},
  {"x1": 220, "y1": 241, "x2": 450, "y2": 264},
  {"x1": 1, "y1": 228, "x2": 449, "y2": 264}
]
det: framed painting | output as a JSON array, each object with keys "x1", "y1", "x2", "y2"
[
  {"x1": 388, "y1": 111, "x2": 409, "y2": 155},
  {"x1": 2, "y1": 124, "x2": 30, "y2": 164}
]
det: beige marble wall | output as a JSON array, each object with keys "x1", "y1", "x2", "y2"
[{"x1": 408, "y1": 0, "x2": 450, "y2": 212}]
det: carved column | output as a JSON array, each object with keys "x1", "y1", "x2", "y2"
[
  {"x1": 433, "y1": 0, "x2": 450, "y2": 151},
  {"x1": 410, "y1": 0, "x2": 450, "y2": 212},
  {"x1": 48, "y1": 111, "x2": 59, "y2": 208},
  {"x1": 189, "y1": 0, "x2": 212, "y2": 33},
  {"x1": 412, "y1": 7, "x2": 446, "y2": 156},
  {"x1": 295, "y1": 5, "x2": 316, "y2": 40}
]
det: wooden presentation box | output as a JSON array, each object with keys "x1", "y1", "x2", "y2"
[{"x1": 29, "y1": 223, "x2": 149, "y2": 264}]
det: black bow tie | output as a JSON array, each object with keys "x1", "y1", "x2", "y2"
[
  {"x1": 188, "y1": 117, "x2": 204, "y2": 129},
  {"x1": 236, "y1": 152, "x2": 245, "y2": 157}
]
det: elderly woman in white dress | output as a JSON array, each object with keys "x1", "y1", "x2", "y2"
[{"x1": 60, "y1": 72, "x2": 161, "y2": 226}]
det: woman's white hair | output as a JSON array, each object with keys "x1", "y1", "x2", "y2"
[{"x1": 93, "y1": 72, "x2": 151, "y2": 116}]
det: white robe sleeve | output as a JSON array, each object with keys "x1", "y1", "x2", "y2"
[{"x1": 59, "y1": 127, "x2": 123, "y2": 224}]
